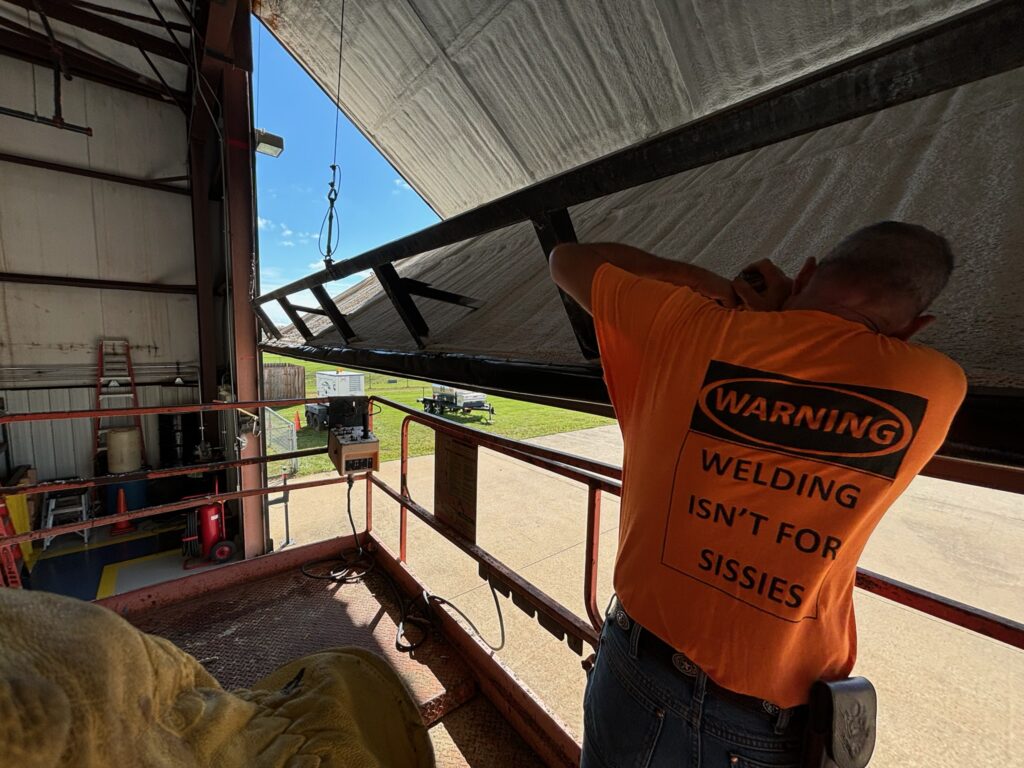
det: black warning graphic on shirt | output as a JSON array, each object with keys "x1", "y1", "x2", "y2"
[
  {"x1": 658, "y1": 360, "x2": 929, "y2": 623},
  {"x1": 690, "y1": 360, "x2": 927, "y2": 479}
]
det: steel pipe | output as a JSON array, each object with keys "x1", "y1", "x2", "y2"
[
  {"x1": 855, "y1": 569, "x2": 1024, "y2": 650},
  {"x1": 0, "y1": 474, "x2": 360, "y2": 547},
  {"x1": 0, "y1": 270, "x2": 195, "y2": 295},
  {"x1": 0, "y1": 151, "x2": 190, "y2": 195},
  {"x1": 0, "y1": 397, "x2": 328, "y2": 425},
  {"x1": 0, "y1": 447, "x2": 327, "y2": 497}
]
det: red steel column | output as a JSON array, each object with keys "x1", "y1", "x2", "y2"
[{"x1": 219, "y1": 5, "x2": 264, "y2": 558}]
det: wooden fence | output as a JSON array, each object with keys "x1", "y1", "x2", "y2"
[{"x1": 262, "y1": 363, "x2": 305, "y2": 401}]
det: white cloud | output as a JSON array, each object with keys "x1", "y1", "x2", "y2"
[
  {"x1": 308, "y1": 261, "x2": 323, "y2": 270},
  {"x1": 280, "y1": 241, "x2": 294, "y2": 247},
  {"x1": 280, "y1": 223, "x2": 293, "y2": 236},
  {"x1": 393, "y1": 178, "x2": 411, "y2": 191},
  {"x1": 257, "y1": 216, "x2": 272, "y2": 230}
]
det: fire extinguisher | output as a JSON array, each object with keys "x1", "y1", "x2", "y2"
[{"x1": 182, "y1": 480, "x2": 235, "y2": 567}]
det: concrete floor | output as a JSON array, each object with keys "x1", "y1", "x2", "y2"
[{"x1": 268, "y1": 426, "x2": 1023, "y2": 767}]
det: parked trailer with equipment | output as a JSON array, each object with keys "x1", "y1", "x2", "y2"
[{"x1": 419, "y1": 385, "x2": 495, "y2": 422}]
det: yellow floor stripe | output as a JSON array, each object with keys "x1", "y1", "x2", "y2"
[
  {"x1": 38, "y1": 523, "x2": 182, "y2": 561},
  {"x1": 95, "y1": 563, "x2": 119, "y2": 600},
  {"x1": 95, "y1": 549, "x2": 181, "y2": 600}
]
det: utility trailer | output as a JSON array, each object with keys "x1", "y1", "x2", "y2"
[{"x1": 418, "y1": 385, "x2": 495, "y2": 422}]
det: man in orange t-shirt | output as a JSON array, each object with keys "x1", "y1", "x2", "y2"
[{"x1": 549, "y1": 222, "x2": 966, "y2": 768}]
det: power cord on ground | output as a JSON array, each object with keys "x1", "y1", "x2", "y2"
[{"x1": 300, "y1": 473, "x2": 507, "y2": 655}]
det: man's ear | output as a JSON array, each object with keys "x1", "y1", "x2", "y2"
[
  {"x1": 892, "y1": 314, "x2": 935, "y2": 341},
  {"x1": 792, "y1": 257, "x2": 817, "y2": 296}
]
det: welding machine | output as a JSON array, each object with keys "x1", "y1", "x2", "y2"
[{"x1": 326, "y1": 396, "x2": 380, "y2": 475}]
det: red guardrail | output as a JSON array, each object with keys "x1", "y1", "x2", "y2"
[
  {"x1": 0, "y1": 394, "x2": 1020, "y2": 653},
  {"x1": 369, "y1": 396, "x2": 1024, "y2": 652}
]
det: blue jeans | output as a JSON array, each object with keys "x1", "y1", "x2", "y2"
[{"x1": 581, "y1": 610, "x2": 807, "y2": 768}]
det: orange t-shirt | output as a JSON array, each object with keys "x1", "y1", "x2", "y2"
[{"x1": 592, "y1": 264, "x2": 966, "y2": 708}]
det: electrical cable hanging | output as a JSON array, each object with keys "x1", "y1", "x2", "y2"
[
  {"x1": 318, "y1": 0, "x2": 347, "y2": 268},
  {"x1": 299, "y1": 472, "x2": 507, "y2": 654}
]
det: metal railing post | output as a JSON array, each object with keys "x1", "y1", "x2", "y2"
[
  {"x1": 399, "y1": 416, "x2": 412, "y2": 562},
  {"x1": 585, "y1": 484, "x2": 603, "y2": 631}
]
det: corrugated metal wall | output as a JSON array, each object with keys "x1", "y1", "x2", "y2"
[
  {"x1": 0, "y1": 385, "x2": 200, "y2": 480},
  {"x1": 0, "y1": 55, "x2": 198, "y2": 370},
  {"x1": 0, "y1": 43, "x2": 201, "y2": 481}
]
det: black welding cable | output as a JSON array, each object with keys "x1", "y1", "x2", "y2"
[
  {"x1": 301, "y1": 473, "x2": 506, "y2": 654},
  {"x1": 300, "y1": 474, "x2": 429, "y2": 652},
  {"x1": 427, "y1": 584, "x2": 506, "y2": 653},
  {"x1": 300, "y1": 476, "x2": 373, "y2": 583}
]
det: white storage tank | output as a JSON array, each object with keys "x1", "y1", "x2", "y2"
[
  {"x1": 107, "y1": 427, "x2": 143, "y2": 473},
  {"x1": 316, "y1": 370, "x2": 366, "y2": 397}
]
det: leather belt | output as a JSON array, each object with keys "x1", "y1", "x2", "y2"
[{"x1": 607, "y1": 597, "x2": 800, "y2": 718}]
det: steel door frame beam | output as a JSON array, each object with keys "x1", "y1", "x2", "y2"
[
  {"x1": 533, "y1": 209, "x2": 599, "y2": 359},
  {"x1": 2, "y1": 0, "x2": 186, "y2": 62},
  {"x1": 263, "y1": 340, "x2": 1024, "y2": 481},
  {"x1": 0, "y1": 151, "x2": 189, "y2": 195},
  {"x1": 0, "y1": 271, "x2": 195, "y2": 294},
  {"x1": 0, "y1": 24, "x2": 183, "y2": 103}
]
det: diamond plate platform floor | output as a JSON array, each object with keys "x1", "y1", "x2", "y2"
[{"x1": 128, "y1": 567, "x2": 543, "y2": 766}]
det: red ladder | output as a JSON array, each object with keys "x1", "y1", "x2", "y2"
[
  {"x1": 92, "y1": 338, "x2": 147, "y2": 471},
  {"x1": 0, "y1": 498, "x2": 22, "y2": 588}
]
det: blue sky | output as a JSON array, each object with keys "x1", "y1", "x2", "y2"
[{"x1": 252, "y1": 18, "x2": 439, "y2": 324}]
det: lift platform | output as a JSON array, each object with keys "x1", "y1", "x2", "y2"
[{"x1": 2, "y1": 396, "x2": 1022, "y2": 767}]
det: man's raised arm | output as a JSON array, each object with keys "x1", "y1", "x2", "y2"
[{"x1": 548, "y1": 242, "x2": 738, "y2": 314}]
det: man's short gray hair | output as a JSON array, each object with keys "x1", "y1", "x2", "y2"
[{"x1": 817, "y1": 221, "x2": 954, "y2": 314}]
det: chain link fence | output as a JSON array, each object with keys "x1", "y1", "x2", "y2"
[{"x1": 264, "y1": 407, "x2": 298, "y2": 484}]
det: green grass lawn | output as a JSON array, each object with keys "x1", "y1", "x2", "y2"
[{"x1": 263, "y1": 354, "x2": 614, "y2": 477}]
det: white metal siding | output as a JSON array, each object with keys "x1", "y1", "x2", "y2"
[
  {"x1": 1, "y1": 385, "x2": 199, "y2": 480},
  {"x1": 0, "y1": 54, "x2": 198, "y2": 370}
]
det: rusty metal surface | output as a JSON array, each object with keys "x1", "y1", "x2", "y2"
[
  {"x1": 372, "y1": 534, "x2": 581, "y2": 768},
  {"x1": 430, "y1": 696, "x2": 547, "y2": 768},
  {"x1": 126, "y1": 565, "x2": 541, "y2": 765},
  {"x1": 130, "y1": 567, "x2": 464, "y2": 702}
]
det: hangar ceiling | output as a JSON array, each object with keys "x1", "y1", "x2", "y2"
[
  {"x1": 256, "y1": 0, "x2": 984, "y2": 217},
  {"x1": 256, "y1": 0, "x2": 1022, "y2": 392}
]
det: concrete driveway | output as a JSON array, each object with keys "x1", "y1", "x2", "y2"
[{"x1": 269, "y1": 425, "x2": 1022, "y2": 767}]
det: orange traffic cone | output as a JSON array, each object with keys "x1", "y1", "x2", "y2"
[
  {"x1": 293, "y1": 411, "x2": 302, "y2": 431},
  {"x1": 109, "y1": 487, "x2": 136, "y2": 536}
]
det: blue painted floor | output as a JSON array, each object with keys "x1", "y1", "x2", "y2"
[{"x1": 27, "y1": 529, "x2": 183, "y2": 600}]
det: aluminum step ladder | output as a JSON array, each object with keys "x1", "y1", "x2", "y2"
[
  {"x1": 41, "y1": 490, "x2": 91, "y2": 550},
  {"x1": 92, "y1": 338, "x2": 147, "y2": 470}
]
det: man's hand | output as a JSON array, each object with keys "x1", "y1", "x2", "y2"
[{"x1": 731, "y1": 259, "x2": 793, "y2": 311}]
